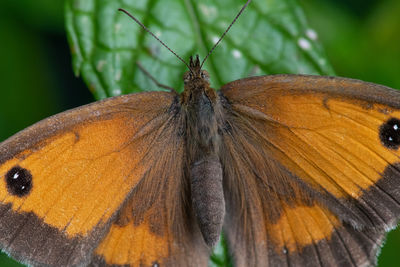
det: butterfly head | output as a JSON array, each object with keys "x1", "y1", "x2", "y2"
[
  {"x1": 181, "y1": 55, "x2": 215, "y2": 106},
  {"x1": 183, "y1": 55, "x2": 210, "y2": 88}
]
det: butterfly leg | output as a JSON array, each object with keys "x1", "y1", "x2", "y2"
[{"x1": 136, "y1": 62, "x2": 178, "y2": 94}]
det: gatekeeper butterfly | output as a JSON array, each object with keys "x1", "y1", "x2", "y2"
[{"x1": 1, "y1": 0, "x2": 400, "y2": 266}]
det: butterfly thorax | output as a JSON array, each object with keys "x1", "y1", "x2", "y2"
[
  {"x1": 180, "y1": 56, "x2": 225, "y2": 247},
  {"x1": 181, "y1": 56, "x2": 220, "y2": 161}
]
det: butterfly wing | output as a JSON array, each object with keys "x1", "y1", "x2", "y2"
[
  {"x1": 0, "y1": 92, "x2": 207, "y2": 266},
  {"x1": 90, "y1": 108, "x2": 208, "y2": 266},
  {"x1": 219, "y1": 74, "x2": 400, "y2": 266}
]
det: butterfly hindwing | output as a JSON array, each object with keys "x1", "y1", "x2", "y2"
[
  {"x1": 0, "y1": 91, "x2": 209, "y2": 266},
  {"x1": 220, "y1": 74, "x2": 400, "y2": 266}
]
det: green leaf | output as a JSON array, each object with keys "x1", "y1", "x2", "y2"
[
  {"x1": 209, "y1": 233, "x2": 233, "y2": 267},
  {"x1": 65, "y1": 0, "x2": 334, "y2": 99},
  {"x1": 0, "y1": 251, "x2": 23, "y2": 267},
  {"x1": 65, "y1": 0, "x2": 334, "y2": 266},
  {"x1": 1, "y1": 0, "x2": 64, "y2": 31}
]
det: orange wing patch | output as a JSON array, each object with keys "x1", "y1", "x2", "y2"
[
  {"x1": 262, "y1": 201, "x2": 382, "y2": 267},
  {"x1": 0, "y1": 115, "x2": 148, "y2": 238},
  {"x1": 94, "y1": 221, "x2": 169, "y2": 266},
  {"x1": 256, "y1": 94, "x2": 400, "y2": 199},
  {"x1": 268, "y1": 203, "x2": 340, "y2": 254}
]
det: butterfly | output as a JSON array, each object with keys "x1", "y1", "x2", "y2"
[{"x1": 1, "y1": 1, "x2": 400, "y2": 267}]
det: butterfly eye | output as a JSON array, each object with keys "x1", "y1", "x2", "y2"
[
  {"x1": 379, "y1": 118, "x2": 400, "y2": 149},
  {"x1": 183, "y1": 72, "x2": 193, "y2": 84},
  {"x1": 5, "y1": 166, "x2": 32, "y2": 197},
  {"x1": 200, "y1": 70, "x2": 210, "y2": 82}
]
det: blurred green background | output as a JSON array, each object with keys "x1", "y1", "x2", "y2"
[{"x1": 0, "y1": 0, "x2": 399, "y2": 266}]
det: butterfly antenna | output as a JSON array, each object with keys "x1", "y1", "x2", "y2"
[
  {"x1": 118, "y1": 8, "x2": 192, "y2": 71},
  {"x1": 200, "y1": 0, "x2": 252, "y2": 68}
]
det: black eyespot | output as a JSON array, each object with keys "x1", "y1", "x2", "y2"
[
  {"x1": 5, "y1": 166, "x2": 32, "y2": 197},
  {"x1": 379, "y1": 118, "x2": 400, "y2": 150}
]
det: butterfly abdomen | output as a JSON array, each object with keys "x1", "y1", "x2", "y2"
[{"x1": 190, "y1": 155, "x2": 224, "y2": 247}]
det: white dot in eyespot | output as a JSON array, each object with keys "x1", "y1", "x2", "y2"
[
  {"x1": 298, "y1": 37, "x2": 311, "y2": 50},
  {"x1": 153, "y1": 263, "x2": 159, "y2": 267},
  {"x1": 389, "y1": 136, "x2": 393, "y2": 141},
  {"x1": 393, "y1": 124, "x2": 398, "y2": 130},
  {"x1": 21, "y1": 186, "x2": 25, "y2": 190},
  {"x1": 283, "y1": 248, "x2": 288, "y2": 254},
  {"x1": 232, "y1": 49, "x2": 242, "y2": 58},
  {"x1": 13, "y1": 173, "x2": 19, "y2": 179}
]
